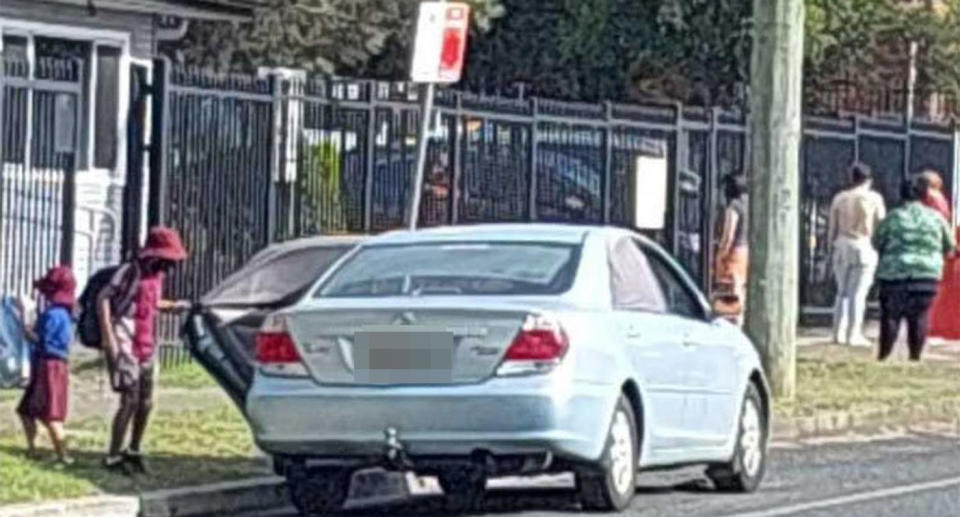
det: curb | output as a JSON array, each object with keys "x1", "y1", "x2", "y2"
[
  {"x1": 139, "y1": 476, "x2": 288, "y2": 517},
  {"x1": 772, "y1": 400, "x2": 960, "y2": 440},
  {"x1": 0, "y1": 496, "x2": 138, "y2": 517}
]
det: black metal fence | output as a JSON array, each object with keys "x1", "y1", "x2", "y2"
[
  {"x1": 135, "y1": 59, "x2": 956, "y2": 343},
  {"x1": 0, "y1": 56, "x2": 81, "y2": 298}
]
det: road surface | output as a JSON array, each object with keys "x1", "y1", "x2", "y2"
[{"x1": 253, "y1": 431, "x2": 960, "y2": 516}]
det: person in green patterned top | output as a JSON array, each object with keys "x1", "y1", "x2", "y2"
[{"x1": 873, "y1": 175, "x2": 956, "y2": 361}]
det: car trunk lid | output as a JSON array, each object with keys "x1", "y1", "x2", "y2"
[{"x1": 284, "y1": 302, "x2": 535, "y2": 385}]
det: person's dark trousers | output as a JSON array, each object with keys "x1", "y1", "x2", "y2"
[{"x1": 878, "y1": 280, "x2": 939, "y2": 361}]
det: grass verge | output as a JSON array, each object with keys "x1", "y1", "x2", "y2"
[
  {"x1": 157, "y1": 361, "x2": 218, "y2": 390},
  {"x1": 775, "y1": 345, "x2": 960, "y2": 419},
  {"x1": 67, "y1": 352, "x2": 216, "y2": 391},
  {"x1": 0, "y1": 403, "x2": 266, "y2": 505}
]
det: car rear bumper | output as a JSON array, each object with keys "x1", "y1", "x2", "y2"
[{"x1": 246, "y1": 372, "x2": 617, "y2": 464}]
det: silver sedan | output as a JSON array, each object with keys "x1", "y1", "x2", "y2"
[{"x1": 186, "y1": 224, "x2": 770, "y2": 514}]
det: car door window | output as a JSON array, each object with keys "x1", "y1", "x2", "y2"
[
  {"x1": 608, "y1": 237, "x2": 667, "y2": 312},
  {"x1": 642, "y1": 245, "x2": 707, "y2": 320}
]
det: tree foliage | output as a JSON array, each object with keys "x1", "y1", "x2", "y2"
[
  {"x1": 634, "y1": 0, "x2": 752, "y2": 106},
  {"x1": 169, "y1": 0, "x2": 505, "y2": 74},
  {"x1": 803, "y1": 0, "x2": 960, "y2": 113},
  {"x1": 458, "y1": 0, "x2": 752, "y2": 105},
  {"x1": 460, "y1": 0, "x2": 658, "y2": 101},
  {"x1": 169, "y1": 0, "x2": 960, "y2": 109}
]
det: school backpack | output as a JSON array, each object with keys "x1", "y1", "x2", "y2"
[{"x1": 76, "y1": 264, "x2": 138, "y2": 349}]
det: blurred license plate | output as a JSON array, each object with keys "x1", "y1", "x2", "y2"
[
  {"x1": 344, "y1": 468, "x2": 442, "y2": 509},
  {"x1": 353, "y1": 327, "x2": 453, "y2": 384}
]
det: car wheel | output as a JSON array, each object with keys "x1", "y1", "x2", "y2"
[
  {"x1": 286, "y1": 464, "x2": 350, "y2": 516},
  {"x1": 435, "y1": 465, "x2": 486, "y2": 514},
  {"x1": 576, "y1": 394, "x2": 637, "y2": 512},
  {"x1": 706, "y1": 383, "x2": 767, "y2": 493}
]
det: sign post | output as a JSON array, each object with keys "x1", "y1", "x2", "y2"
[{"x1": 407, "y1": 1, "x2": 470, "y2": 231}]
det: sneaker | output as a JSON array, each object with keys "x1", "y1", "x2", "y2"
[
  {"x1": 103, "y1": 455, "x2": 131, "y2": 475},
  {"x1": 123, "y1": 450, "x2": 148, "y2": 475}
]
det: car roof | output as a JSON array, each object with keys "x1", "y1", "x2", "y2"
[{"x1": 363, "y1": 223, "x2": 645, "y2": 246}]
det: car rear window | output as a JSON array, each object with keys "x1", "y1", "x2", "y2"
[
  {"x1": 316, "y1": 242, "x2": 581, "y2": 298},
  {"x1": 205, "y1": 246, "x2": 353, "y2": 306}
]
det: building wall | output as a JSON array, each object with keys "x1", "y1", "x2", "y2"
[
  {"x1": 0, "y1": 0, "x2": 158, "y2": 291},
  {"x1": 0, "y1": 0, "x2": 155, "y2": 58}
]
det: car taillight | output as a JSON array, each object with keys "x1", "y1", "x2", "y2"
[
  {"x1": 255, "y1": 315, "x2": 305, "y2": 377},
  {"x1": 497, "y1": 314, "x2": 569, "y2": 376},
  {"x1": 255, "y1": 332, "x2": 300, "y2": 363}
]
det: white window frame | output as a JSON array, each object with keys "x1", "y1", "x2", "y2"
[{"x1": 0, "y1": 19, "x2": 132, "y2": 177}]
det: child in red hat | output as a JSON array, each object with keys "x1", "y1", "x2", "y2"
[
  {"x1": 97, "y1": 226, "x2": 190, "y2": 474},
  {"x1": 17, "y1": 265, "x2": 76, "y2": 466}
]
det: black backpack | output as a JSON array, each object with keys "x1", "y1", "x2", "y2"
[{"x1": 77, "y1": 265, "x2": 137, "y2": 349}]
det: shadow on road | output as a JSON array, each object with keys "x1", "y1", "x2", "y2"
[{"x1": 344, "y1": 478, "x2": 717, "y2": 516}]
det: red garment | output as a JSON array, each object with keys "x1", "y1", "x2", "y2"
[
  {"x1": 34, "y1": 266, "x2": 76, "y2": 308},
  {"x1": 132, "y1": 272, "x2": 164, "y2": 363},
  {"x1": 929, "y1": 227, "x2": 960, "y2": 340},
  {"x1": 17, "y1": 358, "x2": 69, "y2": 423},
  {"x1": 923, "y1": 191, "x2": 951, "y2": 222},
  {"x1": 140, "y1": 226, "x2": 188, "y2": 261}
]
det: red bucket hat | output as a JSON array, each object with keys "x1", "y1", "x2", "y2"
[
  {"x1": 34, "y1": 265, "x2": 76, "y2": 307},
  {"x1": 139, "y1": 226, "x2": 188, "y2": 262}
]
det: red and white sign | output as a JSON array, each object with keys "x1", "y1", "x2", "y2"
[{"x1": 410, "y1": 2, "x2": 470, "y2": 83}]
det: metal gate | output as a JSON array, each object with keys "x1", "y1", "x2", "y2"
[{"x1": 0, "y1": 55, "x2": 81, "y2": 297}]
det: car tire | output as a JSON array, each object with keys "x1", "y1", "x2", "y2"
[
  {"x1": 576, "y1": 393, "x2": 637, "y2": 512},
  {"x1": 706, "y1": 383, "x2": 767, "y2": 493},
  {"x1": 286, "y1": 464, "x2": 350, "y2": 516},
  {"x1": 435, "y1": 465, "x2": 486, "y2": 514}
]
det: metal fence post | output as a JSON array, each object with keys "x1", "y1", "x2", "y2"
[
  {"x1": 363, "y1": 83, "x2": 377, "y2": 233},
  {"x1": 266, "y1": 74, "x2": 282, "y2": 242},
  {"x1": 904, "y1": 121, "x2": 915, "y2": 181},
  {"x1": 528, "y1": 97, "x2": 539, "y2": 221},
  {"x1": 450, "y1": 92, "x2": 463, "y2": 224},
  {"x1": 853, "y1": 114, "x2": 861, "y2": 163},
  {"x1": 0, "y1": 57, "x2": 5, "y2": 242},
  {"x1": 148, "y1": 58, "x2": 170, "y2": 227},
  {"x1": 122, "y1": 64, "x2": 148, "y2": 259},
  {"x1": 704, "y1": 107, "x2": 719, "y2": 293},
  {"x1": 670, "y1": 101, "x2": 684, "y2": 256},
  {"x1": 953, "y1": 124, "x2": 960, "y2": 228},
  {"x1": 602, "y1": 101, "x2": 613, "y2": 224},
  {"x1": 0, "y1": 54, "x2": 5, "y2": 171},
  {"x1": 60, "y1": 152, "x2": 76, "y2": 266},
  {"x1": 62, "y1": 58, "x2": 84, "y2": 266}
]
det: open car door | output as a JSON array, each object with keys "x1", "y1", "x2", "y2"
[{"x1": 181, "y1": 236, "x2": 364, "y2": 414}]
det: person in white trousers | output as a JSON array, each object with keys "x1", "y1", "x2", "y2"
[{"x1": 827, "y1": 163, "x2": 887, "y2": 346}]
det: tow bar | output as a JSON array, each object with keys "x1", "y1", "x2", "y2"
[{"x1": 383, "y1": 426, "x2": 415, "y2": 470}]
